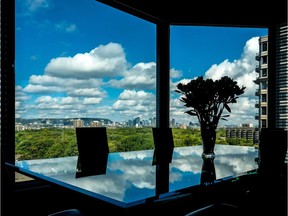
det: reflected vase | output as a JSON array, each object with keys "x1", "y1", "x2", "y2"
[{"x1": 200, "y1": 125, "x2": 216, "y2": 159}]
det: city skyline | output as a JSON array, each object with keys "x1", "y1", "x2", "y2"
[
  {"x1": 15, "y1": 115, "x2": 254, "y2": 130},
  {"x1": 15, "y1": 0, "x2": 268, "y2": 126}
]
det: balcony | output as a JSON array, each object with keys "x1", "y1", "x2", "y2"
[
  {"x1": 255, "y1": 114, "x2": 259, "y2": 120},
  {"x1": 255, "y1": 101, "x2": 260, "y2": 108},
  {"x1": 255, "y1": 53, "x2": 260, "y2": 61},
  {"x1": 254, "y1": 78, "x2": 260, "y2": 84},
  {"x1": 255, "y1": 89, "x2": 260, "y2": 96}
]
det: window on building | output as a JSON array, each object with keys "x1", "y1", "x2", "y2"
[
  {"x1": 262, "y1": 42, "x2": 268, "y2": 52},
  {"x1": 262, "y1": 82, "x2": 268, "y2": 90},
  {"x1": 261, "y1": 119, "x2": 267, "y2": 128},
  {"x1": 261, "y1": 94, "x2": 267, "y2": 102},
  {"x1": 262, "y1": 56, "x2": 268, "y2": 64},
  {"x1": 262, "y1": 68, "x2": 268, "y2": 77},
  {"x1": 261, "y1": 107, "x2": 267, "y2": 115}
]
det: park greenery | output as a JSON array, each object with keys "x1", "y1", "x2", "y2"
[{"x1": 15, "y1": 127, "x2": 254, "y2": 160}]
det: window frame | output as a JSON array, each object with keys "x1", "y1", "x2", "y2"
[{"x1": 1, "y1": 0, "x2": 286, "y2": 198}]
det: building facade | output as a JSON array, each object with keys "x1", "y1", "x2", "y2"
[
  {"x1": 254, "y1": 28, "x2": 288, "y2": 130},
  {"x1": 225, "y1": 125, "x2": 259, "y2": 144},
  {"x1": 254, "y1": 35, "x2": 269, "y2": 129}
]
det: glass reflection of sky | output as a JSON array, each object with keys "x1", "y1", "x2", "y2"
[{"x1": 16, "y1": 145, "x2": 258, "y2": 207}]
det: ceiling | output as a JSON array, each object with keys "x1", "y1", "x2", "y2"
[{"x1": 96, "y1": 0, "x2": 287, "y2": 27}]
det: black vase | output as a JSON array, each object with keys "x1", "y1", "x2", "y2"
[
  {"x1": 200, "y1": 157, "x2": 216, "y2": 185},
  {"x1": 200, "y1": 125, "x2": 216, "y2": 159}
]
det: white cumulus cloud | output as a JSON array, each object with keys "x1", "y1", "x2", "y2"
[{"x1": 45, "y1": 42, "x2": 128, "y2": 79}]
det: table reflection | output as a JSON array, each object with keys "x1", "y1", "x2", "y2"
[{"x1": 15, "y1": 144, "x2": 258, "y2": 207}]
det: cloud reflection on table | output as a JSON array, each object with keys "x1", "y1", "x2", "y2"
[{"x1": 16, "y1": 144, "x2": 258, "y2": 207}]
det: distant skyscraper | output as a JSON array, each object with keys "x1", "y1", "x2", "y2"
[
  {"x1": 171, "y1": 118, "x2": 176, "y2": 127},
  {"x1": 73, "y1": 119, "x2": 84, "y2": 128}
]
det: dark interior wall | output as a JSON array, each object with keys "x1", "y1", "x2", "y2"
[
  {"x1": 11, "y1": 182, "x2": 79, "y2": 216},
  {"x1": 1, "y1": 0, "x2": 16, "y2": 215}
]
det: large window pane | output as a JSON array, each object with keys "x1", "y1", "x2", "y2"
[
  {"x1": 15, "y1": 0, "x2": 156, "y2": 162},
  {"x1": 170, "y1": 26, "x2": 268, "y2": 146}
]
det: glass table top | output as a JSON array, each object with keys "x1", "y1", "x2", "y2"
[{"x1": 13, "y1": 144, "x2": 258, "y2": 208}]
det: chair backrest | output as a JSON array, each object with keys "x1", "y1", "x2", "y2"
[
  {"x1": 152, "y1": 128, "x2": 174, "y2": 165},
  {"x1": 258, "y1": 128, "x2": 288, "y2": 178},
  {"x1": 75, "y1": 127, "x2": 109, "y2": 178}
]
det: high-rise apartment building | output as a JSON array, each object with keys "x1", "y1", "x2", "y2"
[
  {"x1": 254, "y1": 35, "x2": 269, "y2": 128},
  {"x1": 254, "y1": 26, "x2": 288, "y2": 130}
]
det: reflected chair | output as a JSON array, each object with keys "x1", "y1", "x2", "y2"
[{"x1": 152, "y1": 128, "x2": 174, "y2": 195}]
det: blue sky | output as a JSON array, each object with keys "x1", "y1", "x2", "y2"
[{"x1": 15, "y1": 0, "x2": 268, "y2": 127}]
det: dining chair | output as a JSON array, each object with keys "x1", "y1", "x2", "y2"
[
  {"x1": 257, "y1": 128, "x2": 287, "y2": 179},
  {"x1": 245, "y1": 128, "x2": 288, "y2": 216},
  {"x1": 75, "y1": 127, "x2": 109, "y2": 178}
]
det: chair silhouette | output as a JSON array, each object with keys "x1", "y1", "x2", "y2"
[
  {"x1": 249, "y1": 128, "x2": 288, "y2": 215},
  {"x1": 152, "y1": 127, "x2": 174, "y2": 165},
  {"x1": 257, "y1": 128, "x2": 287, "y2": 179},
  {"x1": 75, "y1": 127, "x2": 109, "y2": 178}
]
